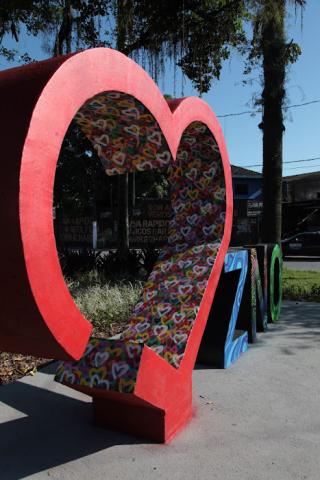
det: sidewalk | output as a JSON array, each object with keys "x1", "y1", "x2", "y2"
[{"x1": 0, "y1": 301, "x2": 319, "y2": 480}]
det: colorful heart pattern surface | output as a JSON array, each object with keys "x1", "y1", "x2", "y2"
[
  {"x1": 74, "y1": 91, "x2": 171, "y2": 175},
  {"x1": 55, "y1": 92, "x2": 226, "y2": 394}
]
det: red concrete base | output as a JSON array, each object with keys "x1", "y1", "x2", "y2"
[{"x1": 92, "y1": 396, "x2": 192, "y2": 443}]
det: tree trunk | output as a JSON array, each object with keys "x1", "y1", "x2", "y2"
[
  {"x1": 116, "y1": 0, "x2": 130, "y2": 259},
  {"x1": 117, "y1": 173, "x2": 129, "y2": 258},
  {"x1": 261, "y1": 0, "x2": 286, "y2": 244}
]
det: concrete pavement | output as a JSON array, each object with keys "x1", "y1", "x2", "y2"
[{"x1": 0, "y1": 301, "x2": 319, "y2": 480}]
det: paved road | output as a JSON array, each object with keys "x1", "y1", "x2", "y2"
[
  {"x1": 284, "y1": 256, "x2": 320, "y2": 271},
  {"x1": 1, "y1": 301, "x2": 320, "y2": 480}
]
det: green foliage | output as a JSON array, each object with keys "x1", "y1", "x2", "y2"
[
  {"x1": 58, "y1": 248, "x2": 100, "y2": 276},
  {"x1": 0, "y1": 1, "x2": 306, "y2": 92},
  {"x1": 53, "y1": 120, "x2": 109, "y2": 216},
  {"x1": 0, "y1": 1, "x2": 249, "y2": 93},
  {"x1": 0, "y1": 0, "x2": 113, "y2": 59},
  {"x1": 244, "y1": 1, "x2": 305, "y2": 78},
  {"x1": 135, "y1": 170, "x2": 170, "y2": 199},
  {"x1": 59, "y1": 247, "x2": 159, "y2": 280},
  {"x1": 66, "y1": 273, "x2": 144, "y2": 336},
  {"x1": 60, "y1": 248, "x2": 159, "y2": 336},
  {"x1": 283, "y1": 268, "x2": 320, "y2": 303},
  {"x1": 126, "y1": 1, "x2": 247, "y2": 93}
]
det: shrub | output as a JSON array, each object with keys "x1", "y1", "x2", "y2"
[{"x1": 66, "y1": 274, "x2": 144, "y2": 337}]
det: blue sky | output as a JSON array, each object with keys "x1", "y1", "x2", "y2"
[{"x1": 1, "y1": 0, "x2": 319, "y2": 177}]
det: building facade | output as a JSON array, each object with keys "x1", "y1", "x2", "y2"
[
  {"x1": 231, "y1": 166, "x2": 263, "y2": 245},
  {"x1": 282, "y1": 171, "x2": 320, "y2": 236}
]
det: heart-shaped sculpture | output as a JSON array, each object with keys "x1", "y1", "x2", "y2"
[{"x1": 0, "y1": 48, "x2": 232, "y2": 441}]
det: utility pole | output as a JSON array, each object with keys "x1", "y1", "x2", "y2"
[
  {"x1": 116, "y1": 0, "x2": 130, "y2": 260},
  {"x1": 261, "y1": 0, "x2": 286, "y2": 244}
]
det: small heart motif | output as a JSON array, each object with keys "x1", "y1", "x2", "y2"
[
  {"x1": 186, "y1": 214, "x2": 199, "y2": 226},
  {"x1": 188, "y1": 158, "x2": 202, "y2": 169},
  {"x1": 176, "y1": 150, "x2": 189, "y2": 161},
  {"x1": 168, "y1": 232, "x2": 182, "y2": 243},
  {"x1": 135, "y1": 321, "x2": 150, "y2": 333},
  {"x1": 139, "y1": 113, "x2": 155, "y2": 124},
  {"x1": 178, "y1": 259, "x2": 193, "y2": 269},
  {"x1": 173, "y1": 333, "x2": 188, "y2": 345},
  {"x1": 164, "y1": 279, "x2": 179, "y2": 289},
  {"x1": 112, "y1": 361, "x2": 130, "y2": 380},
  {"x1": 181, "y1": 226, "x2": 192, "y2": 237},
  {"x1": 106, "y1": 166, "x2": 123, "y2": 175},
  {"x1": 121, "y1": 107, "x2": 140, "y2": 119},
  {"x1": 126, "y1": 343, "x2": 142, "y2": 358},
  {"x1": 83, "y1": 341, "x2": 96, "y2": 357},
  {"x1": 159, "y1": 260, "x2": 173, "y2": 272},
  {"x1": 89, "y1": 374, "x2": 110, "y2": 390},
  {"x1": 156, "y1": 150, "x2": 171, "y2": 166},
  {"x1": 134, "y1": 158, "x2": 154, "y2": 171},
  {"x1": 93, "y1": 133, "x2": 109, "y2": 146},
  {"x1": 87, "y1": 99, "x2": 104, "y2": 110},
  {"x1": 187, "y1": 189, "x2": 199, "y2": 200},
  {"x1": 197, "y1": 280, "x2": 208, "y2": 293},
  {"x1": 193, "y1": 265, "x2": 208, "y2": 276},
  {"x1": 157, "y1": 304, "x2": 172, "y2": 317},
  {"x1": 147, "y1": 131, "x2": 162, "y2": 147},
  {"x1": 105, "y1": 108, "x2": 119, "y2": 119},
  {"x1": 112, "y1": 151, "x2": 126, "y2": 166},
  {"x1": 124, "y1": 124, "x2": 140, "y2": 137},
  {"x1": 172, "y1": 312, "x2": 186, "y2": 324},
  {"x1": 184, "y1": 136, "x2": 196, "y2": 146},
  {"x1": 191, "y1": 245, "x2": 205, "y2": 254},
  {"x1": 202, "y1": 225, "x2": 215, "y2": 236},
  {"x1": 151, "y1": 345, "x2": 164, "y2": 355},
  {"x1": 92, "y1": 118, "x2": 107, "y2": 129},
  {"x1": 93, "y1": 351, "x2": 109, "y2": 367},
  {"x1": 119, "y1": 99, "x2": 134, "y2": 108},
  {"x1": 144, "y1": 289, "x2": 157, "y2": 301},
  {"x1": 56, "y1": 366, "x2": 75, "y2": 384},
  {"x1": 178, "y1": 284, "x2": 193, "y2": 296},
  {"x1": 153, "y1": 324, "x2": 168, "y2": 337},
  {"x1": 142, "y1": 144, "x2": 157, "y2": 158},
  {"x1": 203, "y1": 167, "x2": 216, "y2": 179},
  {"x1": 172, "y1": 199, "x2": 185, "y2": 213},
  {"x1": 119, "y1": 378, "x2": 135, "y2": 393},
  {"x1": 174, "y1": 243, "x2": 189, "y2": 252},
  {"x1": 108, "y1": 347, "x2": 123, "y2": 358},
  {"x1": 135, "y1": 332, "x2": 150, "y2": 343},
  {"x1": 185, "y1": 168, "x2": 198, "y2": 181}
]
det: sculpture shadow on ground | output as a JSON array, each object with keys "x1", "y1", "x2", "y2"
[
  {"x1": 250, "y1": 302, "x2": 320, "y2": 355},
  {"x1": 0, "y1": 364, "x2": 149, "y2": 480}
]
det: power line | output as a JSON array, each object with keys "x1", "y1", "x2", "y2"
[
  {"x1": 234, "y1": 157, "x2": 320, "y2": 174},
  {"x1": 218, "y1": 109, "x2": 255, "y2": 118},
  {"x1": 285, "y1": 99, "x2": 320, "y2": 110},
  {"x1": 217, "y1": 98, "x2": 320, "y2": 118},
  {"x1": 235, "y1": 164, "x2": 320, "y2": 173},
  {"x1": 242, "y1": 156, "x2": 320, "y2": 168},
  {"x1": 286, "y1": 164, "x2": 320, "y2": 171}
]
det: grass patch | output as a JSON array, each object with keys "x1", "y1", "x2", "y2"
[
  {"x1": 283, "y1": 268, "x2": 320, "y2": 302},
  {"x1": 66, "y1": 270, "x2": 144, "y2": 337}
]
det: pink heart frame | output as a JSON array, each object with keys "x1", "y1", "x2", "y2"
[{"x1": 0, "y1": 48, "x2": 233, "y2": 441}]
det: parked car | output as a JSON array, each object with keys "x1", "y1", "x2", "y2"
[{"x1": 281, "y1": 231, "x2": 320, "y2": 257}]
